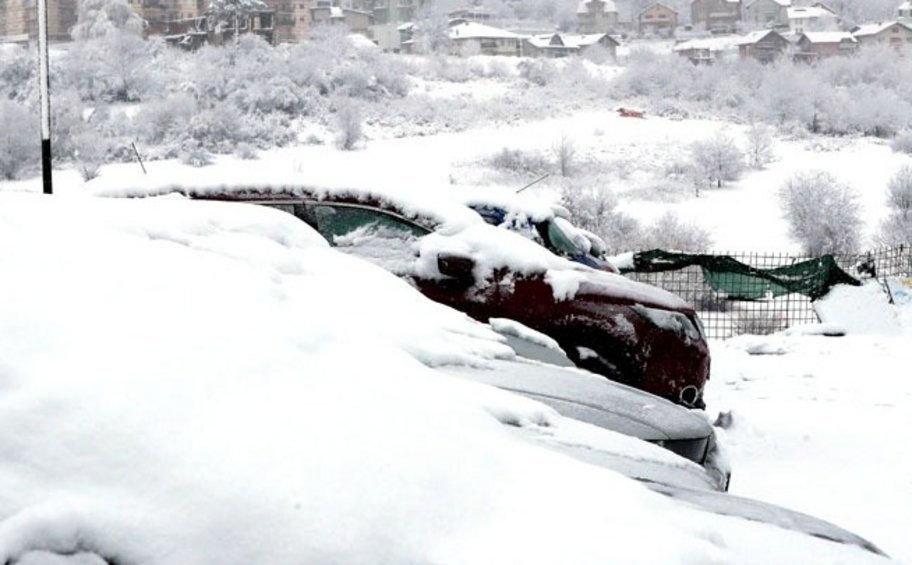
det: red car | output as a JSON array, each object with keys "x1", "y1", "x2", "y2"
[{"x1": 194, "y1": 187, "x2": 711, "y2": 408}]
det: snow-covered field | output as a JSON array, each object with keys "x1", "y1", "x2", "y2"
[{"x1": 2, "y1": 84, "x2": 912, "y2": 561}]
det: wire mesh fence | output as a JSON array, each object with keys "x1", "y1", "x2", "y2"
[{"x1": 625, "y1": 245, "x2": 912, "y2": 340}]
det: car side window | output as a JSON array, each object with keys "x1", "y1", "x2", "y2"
[
  {"x1": 305, "y1": 203, "x2": 430, "y2": 277},
  {"x1": 307, "y1": 204, "x2": 429, "y2": 242}
]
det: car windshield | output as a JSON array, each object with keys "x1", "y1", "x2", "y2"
[{"x1": 547, "y1": 217, "x2": 592, "y2": 257}]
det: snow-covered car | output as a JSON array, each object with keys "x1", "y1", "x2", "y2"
[
  {"x1": 0, "y1": 193, "x2": 888, "y2": 564},
  {"x1": 468, "y1": 202, "x2": 621, "y2": 273},
  {"x1": 182, "y1": 185, "x2": 711, "y2": 408}
]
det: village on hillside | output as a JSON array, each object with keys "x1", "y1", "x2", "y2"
[{"x1": 1, "y1": 0, "x2": 911, "y2": 61}]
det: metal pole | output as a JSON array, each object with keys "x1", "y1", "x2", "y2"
[{"x1": 37, "y1": 0, "x2": 53, "y2": 195}]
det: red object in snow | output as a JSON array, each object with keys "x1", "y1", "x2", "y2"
[{"x1": 617, "y1": 107, "x2": 645, "y2": 119}]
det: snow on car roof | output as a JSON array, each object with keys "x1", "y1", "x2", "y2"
[{"x1": 88, "y1": 170, "x2": 690, "y2": 310}]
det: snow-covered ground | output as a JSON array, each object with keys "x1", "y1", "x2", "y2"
[
  {"x1": 7, "y1": 111, "x2": 908, "y2": 252},
  {"x1": 709, "y1": 295, "x2": 912, "y2": 562},
  {"x1": 2, "y1": 101, "x2": 911, "y2": 561}
]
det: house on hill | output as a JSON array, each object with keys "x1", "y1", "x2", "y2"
[
  {"x1": 788, "y1": 3, "x2": 839, "y2": 34},
  {"x1": 524, "y1": 33, "x2": 619, "y2": 58},
  {"x1": 691, "y1": 0, "x2": 742, "y2": 34},
  {"x1": 310, "y1": 4, "x2": 371, "y2": 36},
  {"x1": 638, "y1": 3, "x2": 678, "y2": 37},
  {"x1": 673, "y1": 35, "x2": 740, "y2": 63},
  {"x1": 899, "y1": 1, "x2": 912, "y2": 22},
  {"x1": 743, "y1": 0, "x2": 790, "y2": 30},
  {"x1": 448, "y1": 21, "x2": 528, "y2": 56},
  {"x1": 577, "y1": 0, "x2": 620, "y2": 33},
  {"x1": 794, "y1": 31, "x2": 857, "y2": 60},
  {"x1": 737, "y1": 29, "x2": 789, "y2": 62},
  {"x1": 852, "y1": 20, "x2": 912, "y2": 47}
]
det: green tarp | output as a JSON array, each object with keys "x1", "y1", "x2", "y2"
[{"x1": 627, "y1": 250, "x2": 861, "y2": 301}]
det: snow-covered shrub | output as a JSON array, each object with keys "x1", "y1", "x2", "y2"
[
  {"x1": 136, "y1": 93, "x2": 198, "y2": 145},
  {"x1": 488, "y1": 148, "x2": 549, "y2": 175},
  {"x1": 561, "y1": 184, "x2": 644, "y2": 252},
  {"x1": 72, "y1": 31, "x2": 160, "y2": 102},
  {"x1": 886, "y1": 164, "x2": 912, "y2": 216},
  {"x1": 180, "y1": 144, "x2": 213, "y2": 167},
  {"x1": 640, "y1": 212, "x2": 712, "y2": 252},
  {"x1": 877, "y1": 211, "x2": 912, "y2": 246},
  {"x1": 778, "y1": 170, "x2": 862, "y2": 255},
  {"x1": 72, "y1": 129, "x2": 109, "y2": 181},
  {"x1": 0, "y1": 45, "x2": 36, "y2": 102},
  {"x1": 234, "y1": 142, "x2": 257, "y2": 160},
  {"x1": 582, "y1": 44, "x2": 614, "y2": 65},
  {"x1": 229, "y1": 74, "x2": 308, "y2": 114},
  {"x1": 518, "y1": 59, "x2": 557, "y2": 87},
  {"x1": 184, "y1": 101, "x2": 252, "y2": 152},
  {"x1": 690, "y1": 132, "x2": 745, "y2": 192},
  {"x1": 0, "y1": 100, "x2": 38, "y2": 180},
  {"x1": 892, "y1": 131, "x2": 912, "y2": 155},
  {"x1": 334, "y1": 99, "x2": 363, "y2": 151},
  {"x1": 70, "y1": 0, "x2": 145, "y2": 39}
]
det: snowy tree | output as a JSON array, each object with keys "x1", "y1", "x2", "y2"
[
  {"x1": 70, "y1": 0, "x2": 144, "y2": 40},
  {"x1": 0, "y1": 101, "x2": 38, "y2": 180},
  {"x1": 64, "y1": 32, "x2": 160, "y2": 102},
  {"x1": 411, "y1": 3, "x2": 452, "y2": 55},
  {"x1": 208, "y1": 0, "x2": 268, "y2": 44},
  {"x1": 641, "y1": 212, "x2": 712, "y2": 252},
  {"x1": 561, "y1": 184, "x2": 644, "y2": 252},
  {"x1": 690, "y1": 132, "x2": 745, "y2": 192},
  {"x1": 779, "y1": 171, "x2": 862, "y2": 255},
  {"x1": 887, "y1": 165, "x2": 912, "y2": 218},
  {"x1": 746, "y1": 124, "x2": 775, "y2": 169},
  {"x1": 553, "y1": 135, "x2": 577, "y2": 177}
]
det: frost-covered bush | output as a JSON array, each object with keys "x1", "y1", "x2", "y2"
[
  {"x1": 639, "y1": 212, "x2": 712, "y2": 252},
  {"x1": 230, "y1": 74, "x2": 308, "y2": 114},
  {"x1": 690, "y1": 132, "x2": 745, "y2": 192},
  {"x1": 72, "y1": 129, "x2": 108, "y2": 181},
  {"x1": 561, "y1": 184, "x2": 644, "y2": 252},
  {"x1": 779, "y1": 170, "x2": 862, "y2": 255},
  {"x1": 518, "y1": 59, "x2": 557, "y2": 87},
  {"x1": 0, "y1": 101, "x2": 38, "y2": 180},
  {"x1": 489, "y1": 148, "x2": 550, "y2": 175},
  {"x1": 135, "y1": 93, "x2": 198, "y2": 145},
  {"x1": 0, "y1": 45, "x2": 36, "y2": 102},
  {"x1": 892, "y1": 131, "x2": 912, "y2": 155},
  {"x1": 63, "y1": 31, "x2": 161, "y2": 102},
  {"x1": 877, "y1": 211, "x2": 912, "y2": 246},
  {"x1": 234, "y1": 142, "x2": 257, "y2": 160},
  {"x1": 334, "y1": 99, "x2": 363, "y2": 151},
  {"x1": 886, "y1": 165, "x2": 912, "y2": 216},
  {"x1": 180, "y1": 144, "x2": 213, "y2": 167}
]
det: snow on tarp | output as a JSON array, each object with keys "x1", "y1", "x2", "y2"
[{"x1": 0, "y1": 193, "x2": 890, "y2": 563}]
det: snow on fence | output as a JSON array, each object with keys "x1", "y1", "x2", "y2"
[{"x1": 625, "y1": 245, "x2": 912, "y2": 340}]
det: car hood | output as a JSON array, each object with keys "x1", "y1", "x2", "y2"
[
  {"x1": 647, "y1": 483, "x2": 887, "y2": 557},
  {"x1": 440, "y1": 358, "x2": 712, "y2": 442}
]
